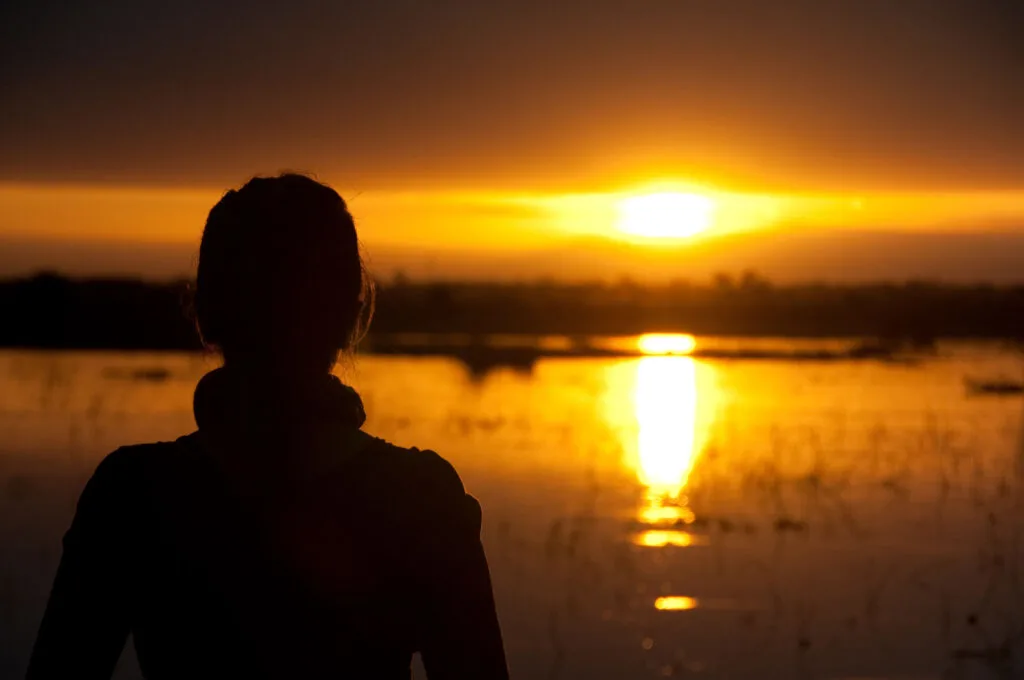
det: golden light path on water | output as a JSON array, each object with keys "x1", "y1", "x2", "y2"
[
  {"x1": 611, "y1": 335, "x2": 720, "y2": 609},
  {"x1": 636, "y1": 333, "x2": 698, "y2": 355},
  {"x1": 654, "y1": 596, "x2": 700, "y2": 612},
  {"x1": 623, "y1": 335, "x2": 719, "y2": 551}
]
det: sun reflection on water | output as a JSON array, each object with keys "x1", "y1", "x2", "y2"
[
  {"x1": 635, "y1": 530, "x2": 707, "y2": 548},
  {"x1": 654, "y1": 596, "x2": 699, "y2": 611},
  {"x1": 623, "y1": 346, "x2": 718, "y2": 545},
  {"x1": 637, "y1": 333, "x2": 697, "y2": 355},
  {"x1": 635, "y1": 356, "x2": 700, "y2": 496}
]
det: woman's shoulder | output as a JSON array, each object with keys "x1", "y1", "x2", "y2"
[
  {"x1": 94, "y1": 434, "x2": 201, "y2": 471},
  {"x1": 67, "y1": 436, "x2": 202, "y2": 543},
  {"x1": 362, "y1": 436, "x2": 460, "y2": 488},
  {"x1": 360, "y1": 435, "x2": 481, "y2": 527},
  {"x1": 84, "y1": 434, "x2": 206, "y2": 495}
]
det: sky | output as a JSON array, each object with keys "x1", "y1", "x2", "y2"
[{"x1": 2, "y1": 0, "x2": 1023, "y2": 281}]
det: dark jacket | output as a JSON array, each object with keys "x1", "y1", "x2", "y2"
[{"x1": 27, "y1": 371, "x2": 508, "y2": 679}]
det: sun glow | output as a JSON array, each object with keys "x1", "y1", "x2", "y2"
[{"x1": 617, "y1": 192, "x2": 716, "y2": 239}]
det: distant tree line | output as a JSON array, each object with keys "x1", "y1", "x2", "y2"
[{"x1": 1, "y1": 272, "x2": 1023, "y2": 350}]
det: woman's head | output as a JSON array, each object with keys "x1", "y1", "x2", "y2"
[{"x1": 195, "y1": 174, "x2": 373, "y2": 374}]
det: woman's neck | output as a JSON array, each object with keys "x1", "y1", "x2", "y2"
[{"x1": 221, "y1": 357, "x2": 336, "y2": 386}]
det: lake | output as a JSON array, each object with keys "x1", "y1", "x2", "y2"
[{"x1": 2, "y1": 338, "x2": 1023, "y2": 679}]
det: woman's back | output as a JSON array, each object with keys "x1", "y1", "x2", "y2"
[
  {"x1": 30, "y1": 372, "x2": 506, "y2": 678},
  {"x1": 27, "y1": 175, "x2": 508, "y2": 679}
]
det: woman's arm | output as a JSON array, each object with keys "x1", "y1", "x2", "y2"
[
  {"x1": 415, "y1": 454, "x2": 509, "y2": 680},
  {"x1": 26, "y1": 450, "x2": 136, "y2": 679}
]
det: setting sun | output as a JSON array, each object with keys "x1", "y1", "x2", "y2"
[{"x1": 617, "y1": 192, "x2": 716, "y2": 239}]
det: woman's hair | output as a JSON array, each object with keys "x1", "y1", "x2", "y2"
[{"x1": 195, "y1": 174, "x2": 374, "y2": 373}]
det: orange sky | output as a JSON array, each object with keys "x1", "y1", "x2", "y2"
[
  {"x1": 2, "y1": 180, "x2": 1023, "y2": 282},
  {"x1": 4, "y1": 181, "x2": 1024, "y2": 245},
  {"x1": 2, "y1": 1, "x2": 1022, "y2": 281}
]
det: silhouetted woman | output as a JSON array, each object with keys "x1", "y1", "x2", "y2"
[{"x1": 27, "y1": 174, "x2": 508, "y2": 679}]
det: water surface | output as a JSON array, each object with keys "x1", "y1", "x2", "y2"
[{"x1": 2, "y1": 340, "x2": 1023, "y2": 679}]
